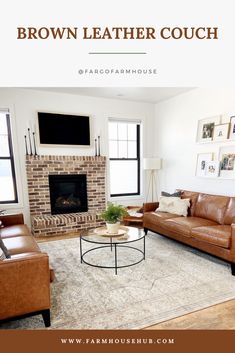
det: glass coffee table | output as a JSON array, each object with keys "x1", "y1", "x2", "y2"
[{"x1": 80, "y1": 226, "x2": 145, "y2": 275}]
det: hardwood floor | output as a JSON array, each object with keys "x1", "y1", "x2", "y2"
[
  {"x1": 145, "y1": 299, "x2": 235, "y2": 330},
  {"x1": 36, "y1": 233, "x2": 235, "y2": 330}
]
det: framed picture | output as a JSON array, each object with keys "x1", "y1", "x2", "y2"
[
  {"x1": 213, "y1": 123, "x2": 230, "y2": 141},
  {"x1": 196, "y1": 116, "x2": 221, "y2": 143},
  {"x1": 195, "y1": 153, "x2": 213, "y2": 177},
  {"x1": 205, "y1": 161, "x2": 219, "y2": 178},
  {"x1": 219, "y1": 145, "x2": 235, "y2": 179},
  {"x1": 229, "y1": 116, "x2": 235, "y2": 140}
]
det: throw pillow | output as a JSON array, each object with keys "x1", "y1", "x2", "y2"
[
  {"x1": 161, "y1": 191, "x2": 182, "y2": 197},
  {"x1": 156, "y1": 196, "x2": 190, "y2": 217},
  {"x1": 0, "y1": 237, "x2": 11, "y2": 259},
  {"x1": 0, "y1": 248, "x2": 6, "y2": 260}
]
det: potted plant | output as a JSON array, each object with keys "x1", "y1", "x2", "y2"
[{"x1": 101, "y1": 202, "x2": 128, "y2": 234}]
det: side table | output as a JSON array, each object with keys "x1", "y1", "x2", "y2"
[{"x1": 123, "y1": 206, "x2": 143, "y2": 228}]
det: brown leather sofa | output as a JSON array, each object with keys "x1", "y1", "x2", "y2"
[
  {"x1": 0, "y1": 213, "x2": 51, "y2": 327},
  {"x1": 143, "y1": 190, "x2": 235, "y2": 275}
]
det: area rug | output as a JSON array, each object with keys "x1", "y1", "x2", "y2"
[{"x1": 1, "y1": 232, "x2": 235, "y2": 329}]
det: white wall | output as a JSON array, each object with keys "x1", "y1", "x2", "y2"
[
  {"x1": 0, "y1": 88, "x2": 155, "y2": 224},
  {"x1": 154, "y1": 88, "x2": 235, "y2": 196}
]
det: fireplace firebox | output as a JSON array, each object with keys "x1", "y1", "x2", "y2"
[{"x1": 49, "y1": 174, "x2": 88, "y2": 215}]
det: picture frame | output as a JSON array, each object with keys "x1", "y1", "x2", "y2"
[
  {"x1": 196, "y1": 116, "x2": 221, "y2": 143},
  {"x1": 213, "y1": 123, "x2": 230, "y2": 141},
  {"x1": 229, "y1": 116, "x2": 235, "y2": 140},
  {"x1": 205, "y1": 161, "x2": 220, "y2": 178},
  {"x1": 219, "y1": 145, "x2": 235, "y2": 179},
  {"x1": 195, "y1": 153, "x2": 213, "y2": 177}
]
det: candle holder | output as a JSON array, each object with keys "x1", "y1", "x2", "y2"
[
  {"x1": 98, "y1": 136, "x2": 101, "y2": 156},
  {"x1": 28, "y1": 128, "x2": 33, "y2": 155},
  {"x1": 32, "y1": 132, "x2": 38, "y2": 156},
  {"x1": 24, "y1": 135, "x2": 29, "y2": 155},
  {"x1": 95, "y1": 138, "x2": 97, "y2": 156}
]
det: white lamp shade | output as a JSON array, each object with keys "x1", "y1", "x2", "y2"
[{"x1": 143, "y1": 157, "x2": 161, "y2": 170}]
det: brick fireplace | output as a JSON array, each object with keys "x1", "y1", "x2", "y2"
[{"x1": 26, "y1": 155, "x2": 106, "y2": 237}]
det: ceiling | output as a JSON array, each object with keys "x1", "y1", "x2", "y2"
[{"x1": 31, "y1": 87, "x2": 194, "y2": 104}]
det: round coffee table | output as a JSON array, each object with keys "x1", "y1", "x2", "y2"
[{"x1": 80, "y1": 226, "x2": 145, "y2": 275}]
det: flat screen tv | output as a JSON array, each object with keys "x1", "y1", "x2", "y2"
[{"x1": 37, "y1": 112, "x2": 90, "y2": 146}]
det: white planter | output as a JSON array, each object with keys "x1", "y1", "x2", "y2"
[{"x1": 106, "y1": 222, "x2": 120, "y2": 234}]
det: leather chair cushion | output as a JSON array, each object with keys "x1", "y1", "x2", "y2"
[
  {"x1": 223, "y1": 197, "x2": 235, "y2": 225},
  {"x1": 194, "y1": 193, "x2": 229, "y2": 224},
  {"x1": 191, "y1": 225, "x2": 231, "y2": 249},
  {"x1": 0, "y1": 225, "x2": 31, "y2": 239},
  {"x1": 2, "y1": 236, "x2": 41, "y2": 255},
  {"x1": 163, "y1": 217, "x2": 218, "y2": 237}
]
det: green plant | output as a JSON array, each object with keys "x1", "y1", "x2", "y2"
[{"x1": 101, "y1": 202, "x2": 128, "y2": 224}]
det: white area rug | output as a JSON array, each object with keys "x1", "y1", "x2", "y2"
[{"x1": 1, "y1": 232, "x2": 235, "y2": 329}]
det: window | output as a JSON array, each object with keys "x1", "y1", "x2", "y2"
[
  {"x1": 108, "y1": 120, "x2": 140, "y2": 197},
  {"x1": 0, "y1": 110, "x2": 18, "y2": 203}
]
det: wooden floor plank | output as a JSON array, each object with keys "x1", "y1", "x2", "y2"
[{"x1": 145, "y1": 299, "x2": 235, "y2": 330}]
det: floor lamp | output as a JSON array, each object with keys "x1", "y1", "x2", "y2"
[{"x1": 143, "y1": 157, "x2": 162, "y2": 202}]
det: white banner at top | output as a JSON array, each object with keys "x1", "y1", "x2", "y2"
[{"x1": 0, "y1": 0, "x2": 234, "y2": 86}]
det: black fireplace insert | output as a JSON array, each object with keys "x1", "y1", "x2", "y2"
[{"x1": 49, "y1": 174, "x2": 88, "y2": 215}]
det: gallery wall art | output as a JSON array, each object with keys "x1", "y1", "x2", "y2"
[{"x1": 195, "y1": 115, "x2": 235, "y2": 179}]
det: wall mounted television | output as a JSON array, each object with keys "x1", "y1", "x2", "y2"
[{"x1": 37, "y1": 112, "x2": 90, "y2": 146}]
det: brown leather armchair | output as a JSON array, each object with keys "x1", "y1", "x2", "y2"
[{"x1": 0, "y1": 214, "x2": 51, "y2": 327}]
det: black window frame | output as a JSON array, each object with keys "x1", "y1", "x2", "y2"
[
  {"x1": 109, "y1": 122, "x2": 140, "y2": 197},
  {"x1": 0, "y1": 112, "x2": 18, "y2": 204}
]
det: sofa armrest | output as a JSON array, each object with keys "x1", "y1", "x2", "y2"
[
  {"x1": 143, "y1": 202, "x2": 159, "y2": 213},
  {"x1": 0, "y1": 253, "x2": 50, "y2": 320},
  {"x1": 230, "y1": 224, "x2": 235, "y2": 261},
  {"x1": 0, "y1": 213, "x2": 24, "y2": 227}
]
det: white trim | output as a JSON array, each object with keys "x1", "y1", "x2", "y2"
[
  {"x1": 107, "y1": 116, "x2": 144, "y2": 199},
  {"x1": 108, "y1": 117, "x2": 141, "y2": 124}
]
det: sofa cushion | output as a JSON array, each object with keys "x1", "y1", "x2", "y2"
[
  {"x1": 177, "y1": 190, "x2": 199, "y2": 216},
  {"x1": 144, "y1": 211, "x2": 180, "y2": 226},
  {"x1": 0, "y1": 224, "x2": 31, "y2": 239},
  {"x1": 191, "y1": 225, "x2": 231, "y2": 249},
  {"x1": 223, "y1": 197, "x2": 235, "y2": 225},
  {"x1": 161, "y1": 191, "x2": 182, "y2": 197},
  {"x1": 194, "y1": 193, "x2": 229, "y2": 224},
  {"x1": 157, "y1": 197, "x2": 190, "y2": 217},
  {"x1": 2, "y1": 236, "x2": 41, "y2": 255},
  {"x1": 163, "y1": 217, "x2": 218, "y2": 237}
]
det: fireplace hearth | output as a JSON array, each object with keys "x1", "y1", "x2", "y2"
[{"x1": 49, "y1": 174, "x2": 88, "y2": 215}]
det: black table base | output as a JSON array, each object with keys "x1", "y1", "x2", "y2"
[{"x1": 80, "y1": 235, "x2": 145, "y2": 275}]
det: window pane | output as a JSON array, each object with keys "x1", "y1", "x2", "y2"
[
  {"x1": 109, "y1": 122, "x2": 118, "y2": 140},
  {"x1": 0, "y1": 160, "x2": 15, "y2": 202},
  {"x1": 0, "y1": 113, "x2": 8, "y2": 134},
  {"x1": 110, "y1": 160, "x2": 138, "y2": 195},
  {"x1": 118, "y1": 141, "x2": 128, "y2": 158},
  {"x1": 118, "y1": 123, "x2": 127, "y2": 140},
  {"x1": 128, "y1": 141, "x2": 137, "y2": 158},
  {"x1": 128, "y1": 124, "x2": 137, "y2": 140},
  {"x1": 0, "y1": 135, "x2": 10, "y2": 157},
  {"x1": 109, "y1": 140, "x2": 118, "y2": 158}
]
